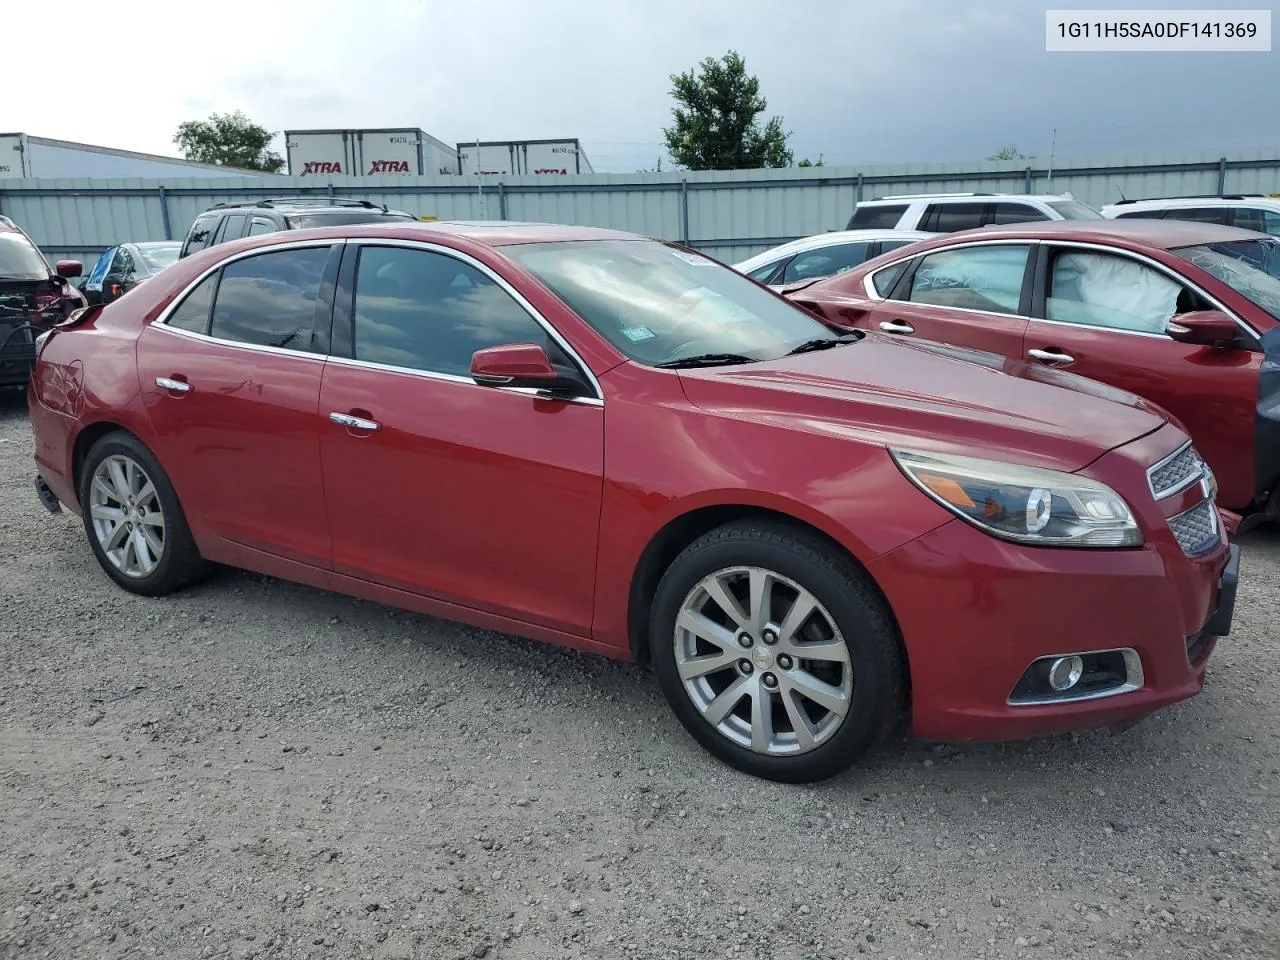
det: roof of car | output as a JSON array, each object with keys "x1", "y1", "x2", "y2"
[
  {"x1": 859, "y1": 193, "x2": 1075, "y2": 205},
  {"x1": 281, "y1": 219, "x2": 647, "y2": 247},
  {"x1": 950, "y1": 217, "x2": 1260, "y2": 249},
  {"x1": 734, "y1": 229, "x2": 933, "y2": 269}
]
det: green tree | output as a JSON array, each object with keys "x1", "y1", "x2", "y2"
[
  {"x1": 173, "y1": 111, "x2": 285, "y2": 173},
  {"x1": 663, "y1": 51, "x2": 793, "y2": 170},
  {"x1": 987, "y1": 144, "x2": 1036, "y2": 161},
  {"x1": 798, "y1": 154, "x2": 825, "y2": 168}
]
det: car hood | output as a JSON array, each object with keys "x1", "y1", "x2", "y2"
[{"x1": 675, "y1": 334, "x2": 1166, "y2": 473}]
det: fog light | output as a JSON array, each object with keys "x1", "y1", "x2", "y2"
[{"x1": 1047, "y1": 656, "x2": 1084, "y2": 691}]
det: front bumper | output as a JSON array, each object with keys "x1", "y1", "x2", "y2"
[{"x1": 868, "y1": 519, "x2": 1236, "y2": 743}]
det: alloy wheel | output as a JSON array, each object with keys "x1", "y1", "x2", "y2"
[
  {"x1": 88, "y1": 454, "x2": 166, "y2": 578},
  {"x1": 673, "y1": 566, "x2": 853, "y2": 756}
]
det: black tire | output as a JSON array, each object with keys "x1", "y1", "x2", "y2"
[
  {"x1": 651, "y1": 520, "x2": 904, "y2": 783},
  {"x1": 78, "y1": 430, "x2": 208, "y2": 596}
]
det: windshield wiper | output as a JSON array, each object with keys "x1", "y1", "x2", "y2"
[
  {"x1": 785, "y1": 334, "x2": 860, "y2": 356},
  {"x1": 655, "y1": 352, "x2": 756, "y2": 369}
]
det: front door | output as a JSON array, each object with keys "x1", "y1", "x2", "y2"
[
  {"x1": 136, "y1": 243, "x2": 339, "y2": 566},
  {"x1": 868, "y1": 242, "x2": 1034, "y2": 357},
  {"x1": 1023, "y1": 244, "x2": 1262, "y2": 509},
  {"x1": 318, "y1": 242, "x2": 604, "y2": 635}
]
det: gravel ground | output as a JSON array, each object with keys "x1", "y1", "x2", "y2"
[{"x1": 1, "y1": 389, "x2": 1278, "y2": 960}]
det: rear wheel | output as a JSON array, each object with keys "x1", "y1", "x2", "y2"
[
  {"x1": 78, "y1": 431, "x2": 208, "y2": 595},
  {"x1": 651, "y1": 520, "x2": 904, "y2": 783}
]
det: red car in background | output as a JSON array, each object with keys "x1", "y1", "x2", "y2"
[
  {"x1": 785, "y1": 219, "x2": 1280, "y2": 519},
  {"x1": 28, "y1": 221, "x2": 1237, "y2": 782}
]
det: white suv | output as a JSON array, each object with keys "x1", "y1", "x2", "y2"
[
  {"x1": 1101, "y1": 195, "x2": 1280, "y2": 236},
  {"x1": 846, "y1": 193, "x2": 1102, "y2": 232}
]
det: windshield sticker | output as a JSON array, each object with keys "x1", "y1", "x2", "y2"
[
  {"x1": 621, "y1": 326, "x2": 657, "y2": 342},
  {"x1": 671, "y1": 249, "x2": 715, "y2": 267}
]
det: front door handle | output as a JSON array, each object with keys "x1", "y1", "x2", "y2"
[
  {"x1": 1028, "y1": 348, "x2": 1075, "y2": 365},
  {"x1": 155, "y1": 376, "x2": 190, "y2": 394},
  {"x1": 329, "y1": 411, "x2": 380, "y2": 432},
  {"x1": 879, "y1": 320, "x2": 915, "y2": 335}
]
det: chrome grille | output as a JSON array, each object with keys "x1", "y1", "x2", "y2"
[
  {"x1": 1148, "y1": 444, "x2": 1206, "y2": 499},
  {"x1": 1168, "y1": 500, "x2": 1220, "y2": 556}
]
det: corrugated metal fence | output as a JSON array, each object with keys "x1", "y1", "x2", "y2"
[{"x1": 2, "y1": 146, "x2": 1279, "y2": 269}]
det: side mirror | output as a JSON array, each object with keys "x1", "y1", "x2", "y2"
[
  {"x1": 1167, "y1": 310, "x2": 1239, "y2": 348},
  {"x1": 470, "y1": 342, "x2": 563, "y2": 388},
  {"x1": 55, "y1": 259, "x2": 83, "y2": 279}
]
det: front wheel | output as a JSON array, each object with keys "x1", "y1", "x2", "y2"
[
  {"x1": 78, "y1": 431, "x2": 208, "y2": 596},
  {"x1": 651, "y1": 521, "x2": 904, "y2": 783}
]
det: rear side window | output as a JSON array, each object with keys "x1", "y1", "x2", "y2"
[
  {"x1": 919, "y1": 202, "x2": 988, "y2": 233},
  {"x1": 165, "y1": 273, "x2": 217, "y2": 334},
  {"x1": 1232, "y1": 208, "x2": 1280, "y2": 236},
  {"x1": 1112, "y1": 209, "x2": 1164, "y2": 220},
  {"x1": 214, "y1": 214, "x2": 248, "y2": 245},
  {"x1": 991, "y1": 202, "x2": 1049, "y2": 225},
  {"x1": 1161, "y1": 207, "x2": 1231, "y2": 226},
  {"x1": 209, "y1": 247, "x2": 330, "y2": 350},
  {"x1": 847, "y1": 204, "x2": 908, "y2": 230},
  {"x1": 183, "y1": 214, "x2": 220, "y2": 256},
  {"x1": 248, "y1": 217, "x2": 278, "y2": 237},
  {"x1": 908, "y1": 244, "x2": 1031, "y2": 314},
  {"x1": 878, "y1": 238, "x2": 920, "y2": 255},
  {"x1": 781, "y1": 242, "x2": 872, "y2": 283}
]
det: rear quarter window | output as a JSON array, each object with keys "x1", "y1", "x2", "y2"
[
  {"x1": 182, "y1": 214, "x2": 220, "y2": 256},
  {"x1": 847, "y1": 204, "x2": 908, "y2": 230}
]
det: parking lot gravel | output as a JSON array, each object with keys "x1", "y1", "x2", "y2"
[{"x1": 1, "y1": 389, "x2": 1278, "y2": 960}]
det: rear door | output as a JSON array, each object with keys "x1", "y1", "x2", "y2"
[
  {"x1": 136, "y1": 241, "x2": 340, "y2": 567},
  {"x1": 866, "y1": 242, "x2": 1035, "y2": 356},
  {"x1": 1023, "y1": 242, "x2": 1262, "y2": 509}
]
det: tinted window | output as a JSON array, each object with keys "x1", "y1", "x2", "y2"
[
  {"x1": 920, "y1": 202, "x2": 988, "y2": 233},
  {"x1": 0, "y1": 231, "x2": 49, "y2": 280},
  {"x1": 165, "y1": 273, "x2": 217, "y2": 335},
  {"x1": 782, "y1": 242, "x2": 871, "y2": 283},
  {"x1": 872, "y1": 261, "x2": 909, "y2": 297},
  {"x1": 183, "y1": 214, "x2": 219, "y2": 255},
  {"x1": 747, "y1": 261, "x2": 782, "y2": 283},
  {"x1": 878, "y1": 239, "x2": 919, "y2": 254},
  {"x1": 215, "y1": 214, "x2": 248, "y2": 244},
  {"x1": 352, "y1": 246, "x2": 547, "y2": 377},
  {"x1": 1047, "y1": 200, "x2": 1102, "y2": 219},
  {"x1": 908, "y1": 244, "x2": 1030, "y2": 314},
  {"x1": 1112, "y1": 209, "x2": 1164, "y2": 220},
  {"x1": 1047, "y1": 250, "x2": 1182, "y2": 334},
  {"x1": 248, "y1": 217, "x2": 278, "y2": 237},
  {"x1": 1161, "y1": 207, "x2": 1230, "y2": 225},
  {"x1": 284, "y1": 211, "x2": 416, "y2": 229},
  {"x1": 1232, "y1": 208, "x2": 1280, "y2": 236},
  {"x1": 991, "y1": 202, "x2": 1049, "y2": 225},
  {"x1": 209, "y1": 247, "x2": 329, "y2": 350},
  {"x1": 109, "y1": 247, "x2": 135, "y2": 278},
  {"x1": 848, "y1": 204, "x2": 908, "y2": 230}
]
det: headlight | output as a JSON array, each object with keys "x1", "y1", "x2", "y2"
[{"x1": 892, "y1": 449, "x2": 1142, "y2": 548}]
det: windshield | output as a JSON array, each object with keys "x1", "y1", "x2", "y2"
[
  {"x1": 135, "y1": 243, "x2": 181, "y2": 271},
  {"x1": 1172, "y1": 238, "x2": 1280, "y2": 320},
  {"x1": 0, "y1": 231, "x2": 49, "y2": 280},
  {"x1": 1048, "y1": 200, "x2": 1103, "y2": 220},
  {"x1": 284, "y1": 211, "x2": 416, "y2": 228},
  {"x1": 505, "y1": 239, "x2": 835, "y2": 365}
]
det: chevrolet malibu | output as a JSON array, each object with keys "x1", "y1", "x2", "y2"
[{"x1": 28, "y1": 221, "x2": 1239, "y2": 782}]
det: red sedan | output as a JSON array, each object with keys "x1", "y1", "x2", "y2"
[
  {"x1": 28, "y1": 221, "x2": 1238, "y2": 782},
  {"x1": 784, "y1": 219, "x2": 1280, "y2": 519}
]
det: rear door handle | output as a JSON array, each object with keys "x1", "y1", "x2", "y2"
[
  {"x1": 1028, "y1": 348, "x2": 1075, "y2": 364},
  {"x1": 155, "y1": 376, "x2": 190, "y2": 394},
  {"x1": 879, "y1": 320, "x2": 915, "y2": 335},
  {"x1": 329, "y1": 412, "x2": 380, "y2": 432}
]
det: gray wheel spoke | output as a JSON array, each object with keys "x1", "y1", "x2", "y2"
[
  {"x1": 107, "y1": 459, "x2": 130, "y2": 501},
  {"x1": 132, "y1": 530, "x2": 157, "y2": 574},
  {"x1": 702, "y1": 574, "x2": 748, "y2": 630},
  {"x1": 103, "y1": 520, "x2": 130, "y2": 552},
  {"x1": 778, "y1": 590, "x2": 818, "y2": 645},
  {"x1": 139, "y1": 525, "x2": 164, "y2": 562},
  {"x1": 785, "y1": 670, "x2": 850, "y2": 717},
  {"x1": 92, "y1": 475, "x2": 120, "y2": 504},
  {"x1": 139, "y1": 510, "x2": 165, "y2": 530},
  {"x1": 90, "y1": 504, "x2": 124, "y2": 522},
  {"x1": 135, "y1": 480, "x2": 157, "y2": 507},
  {"x1": 676, "y1": 609, "x2": 740, "y2": 654},
  {"x1": 703, "y1": 674, "x2": 753, "y2": 726},
  {"x1": 750, "y1": 685, "x2": 775, "y2": 753},
  {"x1": 788, "y1": 638, "x2": 850, "y2": 664},
  {"x1": 747, "y1": 568, "x2": 773, "y2": 635},
  {"x1": 677, "y1": 649, "x2": 740, "y2": 681},
  {"x1": 782, "y1": 690, "x2": 818, "y2": 751}
]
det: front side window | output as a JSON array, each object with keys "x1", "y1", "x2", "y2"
[
  {"x1": 248, "y1": 217, "x2": 278, "y2": 237},
  {"x1": 215, "y1": 214, "x2": 247, "y2": 245},
  {"x1": 920, "y1": 202, "x2": 987, "y2": 233},
  {"x1": 848, "y1": 204, "x2": 908, "y2": 230},
  {"x1": 1173, "y1": 238, "x2": 1280, "y2": 321},
  {"x1": 782, "y1": 242, "x2": 871, "y2": 283},
  {"x1": 209, "y1": 246, "x2": 330, "y2": 350},
  {"x1": 907, "y1": 244, "x2": 1030, "y2": 314},
  {"x1": 991, "y1": 202, "x2": 1049, "y2": 225},
  {"x1": 505, "y1": 240, "x2": 834, "y2": 366},
  {"x1": 747, "y1": 261, "x2": 782, "y2": 283},
  {"x1": 1047, "y1": 250, "x2": 1182, "y2": 333},
  {"x1": 183, "y1": 214, "x2": 219, "y2": 255},
  {"x1": 109, "y1": 247, "x2": 135, "y2": 279},
  {"x1": 0, "y1": 231, "x2": 49, "y2": 280},
  {"x1": 352, "y1": 246, "x2": 547, "y2": 377}
]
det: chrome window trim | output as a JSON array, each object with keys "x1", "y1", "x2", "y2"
[
  {"x1": 861, "y1": 235, "x2": 1261, "y2": 340},
  {"x1": 152, "y1": 235, "x2": 606, "y2": 404},
  {"x1": 1146, "y1": 440, "x2": 1207, "y2": 500},
  {"x1": 1007, "y1": 648, "x2": 1144, "y2": 706},
  {"x1": 323, "y1": 354, "x2": 603, "y2": 407},
  {"x1": 342, "y1": 236, "x2": 605, "y2": 403}
]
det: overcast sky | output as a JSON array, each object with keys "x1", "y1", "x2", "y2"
[{"x1": 7, "y1": 0, "x2": 1277, "y2": 172}]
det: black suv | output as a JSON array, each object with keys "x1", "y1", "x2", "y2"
[
  {"x1": 179, "y1": 197, "x2": 416, "y2": 258},
  {"x1": 1, "y1": 216, "x2": 85, "y2": 388}
]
